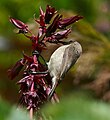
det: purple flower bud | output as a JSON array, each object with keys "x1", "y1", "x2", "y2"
[
  {"x1": 10, "y1": 17, "x2": 28, "y2": 33},
  {"x1": 17, "y1": 75, "x2": 33, "y2": 87},
  {"x1": 35, "y1": 7, "x2": 45, "y2": 27},
  {"x1": 52, "y1": 29, "x2": 71, "y2": 40},
  {"x1": 58, "y1": 15, "x2": 83, "y2": 29},
  {"x1": 45, "y1": 5, "x2": 57, "y2": 24},
  {"x1": 8, "y1": 58, "x2": 26, "y2": 80},
  {"x1": 46, "y1": 14, "x2": 62, "y2": 37}
]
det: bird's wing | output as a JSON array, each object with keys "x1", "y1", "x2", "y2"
[{"x1": 60, "y1": 44, "x2": 81, "y2": 79}]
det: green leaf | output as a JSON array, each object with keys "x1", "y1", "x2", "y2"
[
  {"x1": 0, "y1": 98, "x2": 10, "y2": 120},
  {"x1": 0, "y1": 98, "x2": 30, "y2": 120},
  {"x1": 7, "y1": 107, "x2": 30, "y2": 120},
  {"x1": 42, "y1": 93, "x2": 110, "y2": 120}
]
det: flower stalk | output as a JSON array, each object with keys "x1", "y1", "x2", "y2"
[{"x1": 8, "y1": 5, "x2": 83, "y2": 119}]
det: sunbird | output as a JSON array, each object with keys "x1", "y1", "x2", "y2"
[{"x1": 48, "y1": 41, "x2": 82, "y2": 98}]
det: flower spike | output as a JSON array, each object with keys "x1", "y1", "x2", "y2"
[{"x1": 9, "y1": 5, "x2": 83, "y2": 118}]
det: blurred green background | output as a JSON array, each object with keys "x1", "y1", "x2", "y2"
[{"x1": 1, "y1": 0, "x2": 110, "y2": 119}]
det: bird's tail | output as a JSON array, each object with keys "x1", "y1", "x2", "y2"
[{"x1": 48, "y1": 77, "x2": 58, "y2": 100}]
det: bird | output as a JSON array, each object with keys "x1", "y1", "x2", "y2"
[{"x1": 47, "y1": 41, "x2": 82, "y2": 99}]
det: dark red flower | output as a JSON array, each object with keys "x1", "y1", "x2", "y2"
[
  {"x1": 58, "y1": 15, "x2": 83, "y2": 29},
  {"x1": 8, "y1": 58, "x2": 26, "y2": 80},
  {"x1": 52, "y1": 28, "x2": 71, "y2": 40},
  {"x1": 35, "y1": 7, "x2": 45, "y2": 27},
  {"x1": 46, "y1": 14, "x2": 62, "y2": 37},
  {"x1": 46, "y1": 29, "x2": 71, "y2": 43},
  {"x1": 10, "y1": 17, "x2": 28, "y2": 33},
  {"x1": 17, "y1": 75, "x2": 33, "y2": 87},
  {"x1": 45, "y1": 5, "x2": 57, "y2": 24}
]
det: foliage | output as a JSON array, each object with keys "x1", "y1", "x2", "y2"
[
  {"x1": 0, "y1": 98, "x2": 29, "y2": 120},
  {"x1": 1, "y1": 93, "x2": 110, "y2": 120},
  {"x1": 42, "y1": 93, "x2": 110, "y2": 120}
]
